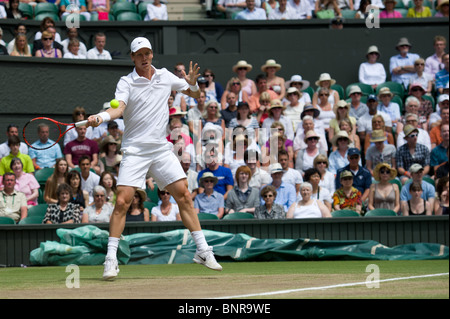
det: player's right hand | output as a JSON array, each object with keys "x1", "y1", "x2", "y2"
[{"x1": 87, "y1": 115, "x2": 102, "y2": 127}]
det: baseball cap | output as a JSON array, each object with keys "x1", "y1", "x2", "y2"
[
  {"x1": 269, "y1": 163, "x2": 283, "y2": 174},
  {"x1": 438, "y1": 94, "x2": 449, "y2": 103},
  {"x1": 130, "y1": 37, "x2": 152, "y2": 53},
  {"x1": 409, "y1": 163, "x2": 424, "y2": 173},
  {"x1": 348, "y1": 148, "x2": 360, "y2": 157},
  {"x1": 367, "y1": 94, "x2": 377, "y2": 101}
]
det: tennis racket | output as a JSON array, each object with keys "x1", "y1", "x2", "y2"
[{"x1": 22, "y1": 117, "x2": 89, "y2": 150}]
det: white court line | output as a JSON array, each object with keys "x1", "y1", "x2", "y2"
[{"x1": 213, "y1": 273, "x2": 449, "y2": 299}]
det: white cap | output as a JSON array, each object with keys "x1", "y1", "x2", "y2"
[
  {"x1": 130, "y1": 37, "x2": 152, "y2": 53},
  {"x1": 438, "y1": 94, "x2": 449, "y2": 103}
]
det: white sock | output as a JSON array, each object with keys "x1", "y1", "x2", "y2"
[
  {"x1": 191, "y1": 231, "x2": 208, "y2": 252},
  {"x1": 106, "y1": 237, "x2": 120, "y2": 259}
]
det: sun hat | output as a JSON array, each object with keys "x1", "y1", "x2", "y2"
[
  {"x1": 333, "y1": 100, "x2": 349, "y2": 114},
  {"x1": 301, "y1": 104, "x2": 320, "y2": 119},
  {"x1": 366, "y1": 45, "x2": 380, "y2": 58},
  {"x1": 199, "y1": 172, "x2": 218, "y2": 187},
  {"x1": 340, "y1": 170, "x2": 353, "y2": 179},
  {"x1": 437, "y1": 0, "x2": 449, "y2": 10},
  {"x1": 169, "y1": 106, "x2": 187, "y2": 116},
  {"x1": 269, "y1": 163, "x2": 284, "y2": 174},
  {"x1": 135, "y1": 188, "x2": 147, "y2": 202},
  {"x1": 373, "y1": 163, "x2": 397, "y2": 181},
  {"x1": 130, "y1": 37, "x2": 152, "y2": 53},
  {"x1": 403, "y1": 124, "x2": 419, "y2": 138},
  {"x1": 100, "y1": 135, "x2": 119, "y2": 152},
  {"x1": 370, "y1": 129, "x2": 387, "y2": 143},
  {"x1": 268, "y1": 99, "x2": 286, "y2": 112},
  {"x1": 232, "y1": 60, "x2": 253, "y2": 73},
  {"x1": 315, "y1": 73, "x2": 336, "y2": 87},
  {"x1": 377, "y1": 87, "x2": 394, "y2": 98},
  {"x1": 286, "y1": 75, "x2": 310, "y2": 90},
  {"x1": 348, "y1": 85, "x2": 362, "y2": 96},
  {"x1": 286, "y1": 87, "x2": 301, "y2": 96},
  {"x1": 304, "y1": 130, "x2": 320, "y2": 143},
  {"x1": 261, "y1": 59, "x2": 282, "y2": 72},
  {"x1": 396, "y1": 37, "x2": 412, "y2": 49},
  {"x1": 332, "y1": 130, "x2": 350, "y2": 146},
  {"x1": 408, "y1": 83, "x2": 426, "y2": 94}
]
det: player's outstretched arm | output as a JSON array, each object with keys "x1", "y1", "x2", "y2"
[
  {"x1": 181, "y1": 61, "x2": 201, "y2": 99},
  {"x1": 87, "y1": 101, "x2": 126, "y2": 127}
]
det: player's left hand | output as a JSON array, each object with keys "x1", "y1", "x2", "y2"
[{"x1": 184, "y1": 61, "x2": 200, "y2": 86}]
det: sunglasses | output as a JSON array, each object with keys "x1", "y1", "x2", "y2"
[
  {"x1": 341, "y1": 177, "x2": 353, "y2": 181},
  {"x1": 203, "y1": 180, "x2": 215, "y2": 184},
  {"x1": 42, "y1": 37, "x2": 52, "y2": 41},
  {"x1": 159, "y1": 191, "x2": 170, "y2": 195},
  {"x1": 94, "y1": 194, "x2": 105, "y2": 198},
  {"x1": 75, "y1": 111, "x2": 86, "y2": 116},
  {"x1": 380, "y1": 169, "x2": 391, "y2": 174},
  {"x1": 408, "y1": 133, "x2": 418, "y2": 138},
  {"x1": 319, "y1": 94, "x2": 329, "y2": 97},
  {"x1": 316, "y1": 161, "x2": 327, "y2": 165},
  {"x1": 307, "y1": 137, "x2": 319, "y2": 141},
  {"x1": 263, "y1": 194, "x2": 274, "y2": 198},
  {"x1": 411, "y1": 88, "x2": 423, "y2": 92},
  {"x1": 232, "y1": 82, "x2": 241, "y2": 86},
  {"x1": 415, "y1": 63, "x2": 425, "y2": 66}
]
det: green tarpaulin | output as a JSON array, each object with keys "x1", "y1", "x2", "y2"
[{"x1": 30, "y1": 226, "x2": 449, "y2": 266}]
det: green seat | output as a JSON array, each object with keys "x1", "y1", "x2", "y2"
[
  {"x1": 364, "y1": 209, "x2": 398, "y2": 217},
  {"x1": 34, "y1": 12, "x2": 60, "y2": 21},
  {"x1": 331, "y1": 210, "x2": 361, "y2": 217},
  {"x1": 38, "y1": 188, "x2": 45, "y2": 204},
  {"x1": 19, "y1": 2, "x2": 34, "y2": 19},
  {"x1": 35, "y1": 168, "x2": 54, "y2": 187},
  {"x1": 138, "y1": 2, "x2": 148, "y2": 19},
  {"x1": 340, "y1": 9, "x2": 356, "y2": 19},
  {"x1": 389, "y1": 178, "x2": 402, "y2": 192},
  {"x1": 376, "y1": 81, "x2": 405, "y2": 99},
  {"x1": 19, "y1": 216, "x2": 45, "y2": 224},
  {"x1": 34, "y1": 3, "x2": 59, "y2": 15},
  {"x1": 222, "y1": 212, "x2": 254, "y2": 220},
  {"x1": 391, "y1": 94, "x2": 404, "y2": 114},
  {"x1": 0, "y1": 216, "x2": 16, "y2": 224},
  {"x1": 146, "y1": 185, "x2": 159, "y2": 204},
  {"x1": 116, "y1": 12, "x2": 142, "y2": 21},
  {"x1": 27, "y1": 204, "x2": 48, "y2": 217},
  {"x1": 61, "y1": 13, "x2": 87, "y2": 22},
  {"x1": 331, "y1": 84, "x2": 345, "y2": 100},
  {"x1": 345, "y1": 83, "x2": 374, "y2": 98},
  {"x1": 395, "y1": 1, "x2": 405, "y2": 8},
  {"x1": 423, "y1": 176, "x2": 435, "y2": 187},
  {"x1": 408, "y1": 0, "x2": 431, "y2": 8},
  {"x1": 197, "y1": 213, "x2": 219, "y2": 220},
  {"x1": 143, "y1": 201, "x2": 157, "y2": 213},
  {"x1": 302, "y1": 87, "x2": 314, "y2": 100},
  {"x1": 112, "y1": 2, "x2": 137, "y2": 18},
  {"x1": 396, "y1": 8, "x2": 409, "y2": 18}
]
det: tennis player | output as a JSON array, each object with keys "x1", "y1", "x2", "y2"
[{"x1": 87, "y1": 37, "x2": 222, "y2": 280}]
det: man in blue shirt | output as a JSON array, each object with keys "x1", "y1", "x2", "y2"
[
  {"x1": 29, "y1": 123, "x2": 63, "y2": 169},
  {"x1": 260, "y1": 163, "x2": 296, "y2": 212},
  {"x1": 400, "y1": 164, "x2": 435, "y2": 205},
  {"x1": 235, "y1": 0, "x2": 267, "y2": 20},
  {"x1": 198, "y1": 149, "x2": 234, "y2": 199},
  {"x1": 389, "y1": 38, "x2": 420, "y2": 89},
  {"x1": 335, "y1": 148, "x2": 372, "y2": 203},
  {"x1": 435, "y1": 53, "x2": 449, "y2": 95}
]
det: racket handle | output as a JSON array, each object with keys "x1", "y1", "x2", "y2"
[{"x1": 75, "y1": 120, "x2": 88, "y2": 127}]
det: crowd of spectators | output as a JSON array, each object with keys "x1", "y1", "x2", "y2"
[{"x1": 0, "y1": 1, "x2": 448, "y2": 224}]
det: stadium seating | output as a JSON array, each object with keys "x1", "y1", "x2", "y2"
[
  {"x1": 389, "y1": 179, "x2": 402, "y2": 192},
  {"x1": 340, "y1": 10, "x2": 356, "y2": 19},
  {"x1": 138, "y1": 2, "x2": 148, "y2": 19},
  {"x1": 0, "y1": 216, "x2": 16, "y2": 224},
  {"x1": 376, "y1": 81, "x2": 405, "y2": 99},
  {"x1": 197, "y1": 213, "x2": 219, "y2": 220},
  {"x1": 331, "y1": 84, "x2": 345, "y2": 100},
  {"x1": 27, "y1": 204, "x2": 48, "y2": 218},
  {"x1": 35, "y1": 168, "x2": 54, "y2": 188},
  {"x1": 222, "y1": 212, "x2": 254, "y2": 220},
  {"x1": 19, "y1": 2, "x2": 34, "y2": 19},
  {"x1": 302, "y1": 87, "x2": 314, "y2": 100},
  {"x1": 34, "y1": 3, "x2": 59, "y2": 16},
  {"x1": 146, "y1": 186, "x2": 159, "y2": 204},
  {"x1": 19, "y1": 216, "x2": 45, "y2": 224},
  {"x1": 112, "y1": 2, "x2": 138, "y2": 18},
  {"x1": 364, "y1": 209, "x2": 398, "y2": 217},
  {"x1": 331, "y1": 210, "x2": 361, "y2": 217},
  {"x1": 34, "y1": 12, "x2": 60, "y2": 21},
  {"x1": 116, "y1": 12, "x2": 142, "y2": 21},
  {"x1": 143, "y1": 201, "x2": 157, "y2": 213}
]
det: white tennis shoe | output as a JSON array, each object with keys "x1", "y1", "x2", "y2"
[
  {"x1": 193, "y1": 246, "x2": 223, "y2": 271},
  {"x1": 103, "y1": 257, "x2": 120, "y2": 280}
]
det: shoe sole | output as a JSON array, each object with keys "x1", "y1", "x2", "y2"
[
  {"x1": 103, "y1": 272, "x2": 118, "y2": 280},
  {"x1": 193, "y1": 257, "x2": 223, "y2": 271}
]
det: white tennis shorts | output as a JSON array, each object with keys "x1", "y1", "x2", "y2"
[{"x1": 117, "y1": 143, "x2": 186, "y2": 189}]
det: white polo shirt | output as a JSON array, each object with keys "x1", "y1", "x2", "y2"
[{"x1": 115, "y1": 66, "x2": 189, "y2": 152}]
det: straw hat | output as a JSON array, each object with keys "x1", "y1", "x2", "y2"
[
  {"x1": 232, "y1": 60, "x2": 253, "y2": 73},
  {"x1": 135, "y1": 188, "x2": 147, "y2": 202},
  {"x1": 403, "y1": 124, "x2": 419, "y2": 139},
  {"x1": 333, "y1": 100, "x2": 349, "y2": 114},
  {"x1": 169, "y1": 106, "x2": 187, "y2": 116},
  {"x1": 261, "y1": 59, "x2": 282, "y2": 72},
  {"x1": 370, "y1": 129, "x2": 387, "y2": 143},
  {"x1": 377, "y1": 87, "x2": 393, "y2": 98},
  {"x1": 286, "y1": 87, "x2": 301, "y2": 96},
  {"x1": 100, "y1": 135, "x2": 119, "y2": 152},
  {"x1": 268, "y1": 99, "x2": 286, "y2": 112},
  {"x1": 303, "y1": 130, "x2": 321, "y2": 143},
  {"x1": 199, "y1": 172, "x2": 218, "y2": 187},
  {"x1": 437, "y1": 0, "x2": 449, "y2": 10},
  {"x1": 373, "y1": 163, "x2": 397, "y2": 182},
  {"x1": 332, "y1": 130, "x2": 350, "y2": 146},
  {"x1": 286, "y1": 75, "x2": 310, "y2": 90},
  {"x1": 315, "y1": 73, "x2": 336, "y2": 87}
]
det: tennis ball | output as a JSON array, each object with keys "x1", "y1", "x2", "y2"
[{"x1": 110, "y1": 99, "x2": 120, "y2": 109}]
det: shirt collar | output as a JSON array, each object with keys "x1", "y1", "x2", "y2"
[{"x1": 131, "y1": 65, "x2": 161, "y2": 81}]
